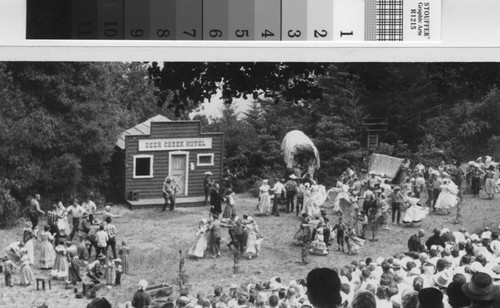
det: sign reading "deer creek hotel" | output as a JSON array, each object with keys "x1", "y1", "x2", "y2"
[{"x1": 138, "y1": 138, "x2": 213, "y2": 151}]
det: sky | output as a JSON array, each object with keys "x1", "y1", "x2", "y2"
[{"x1": 190, "y1": 90, "x2": 253, "y2": 121}]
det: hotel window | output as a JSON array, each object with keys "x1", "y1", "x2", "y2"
[
  {"x1": 197, "y1": 153, "x2": 214, "y2": 166},
  {"x1": 133, "y1": 155, "x2": 154, "y2": 178}
]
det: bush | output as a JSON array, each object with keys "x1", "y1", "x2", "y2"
[{"x1": 0, "y1": 179, "x2": 21, "y2": 228}]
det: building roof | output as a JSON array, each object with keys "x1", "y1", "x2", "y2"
[{"x1": 115, "y1": 114, "x2": 171, "y2": 150}]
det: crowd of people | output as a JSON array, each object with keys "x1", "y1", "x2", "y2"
[
  {"x1": 127, "y1": 221, "x2": 500, "y2": 308},
  {"x1": 3, "y1": 194, "x2": 129, "y2": 299}
]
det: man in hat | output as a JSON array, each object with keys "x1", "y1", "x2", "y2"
[
  {"x1": 285, "y1": 175, "x2": 298, "y2": 214},
  {"x1": 462, "y1": 272, "x2": 500, "y2": 307},
  {"x1": 104, "y1": 216, "x2": 118, "y2": 259},
  {"x1": 163, "y1": 177, "x2": 177, "y2": 211}
]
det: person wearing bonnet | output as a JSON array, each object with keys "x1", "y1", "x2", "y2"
[{"x1": 306, "y1": 268, "x2": 342, "y2": 308}]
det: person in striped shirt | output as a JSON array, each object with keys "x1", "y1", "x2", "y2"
[{"x1": 104, "y1": 217, "x2": 118, "y2": 259}]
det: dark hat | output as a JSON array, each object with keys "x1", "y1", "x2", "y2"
[
  {"x1": 105, "y1": 216, "x2": 112, "y2": 223},
  {"x1": 418, "y1": 288, "x2": 443, "y2": 308},
  {"x1": 462, "y1": 272, "x2": 496, "y2": 301}
]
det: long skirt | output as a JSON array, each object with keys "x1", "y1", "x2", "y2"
[
  {"x1": 25, "y1": 238, "x2": 35, "y2": 265},
  {"x1": 51, "y1": 254, "x2": 68, "y2": 279},
  {"x1": 187, "y1": 232, "x2": 208, "y2": 258},
  {"x1": 310, "y1": 239, "x2": 328, "y2": 255},
  {"x1": 20, "y1": 264, "x2": 35, "y2": 285},
  {"x1": 485, "y1": 178, "x2": 500, "y2": 194},
  {"x1": 402, "y1": 206, "x2": 427, "y2": 224},
  {"x1": 435, "y1": 192, "x2": 459, "y2": 210},
  {"x1": 222, "y1": 203, "x2": 235, "y2": 219},
  {"x1": 39, "y1": 240, "x2": 56, "y2": 269},
  {"x1": 257, "y1": 193, "x2": 271, "y2": 215},
  {"x1": 244, "y1": 232, "x2": 262, "y2": 257}
]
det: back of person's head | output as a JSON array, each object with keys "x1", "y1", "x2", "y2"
[
  {"x1": 237, "y1": 296, "x2": 247, "y2": 305},
  {"x1": 269, "y1": 295, "x2": 279, "y2": 308},
  {"x1": 476, "y1": 254, "x2": 487, "y2": 267},
  {"x1": 380, "y1": 273, "x2": 393, "y2": 286},
  {"x1": 381, "y1": 260, "x2": 391, "y2": 273},
  {"x1": 402, "y1": 290, "x2": 419, "y2": 308},
  {"x1": 387, "y1": 283, "x2": 399, "y2": 298},
  {"x1": 352, "y1": 291, "x2": 376, "y2": 308},
  {"x1": 429, "y1": 249, "x2": 438, "y2": 258},
  {"x1": 436, "y1": 259, "x2": 446, "y2": 272},
  {"x1": 460, "y1": 255, "x2": 472, "y2": 266},
  {"x1": 340, "y1": 283, "x2": 350, "y2": 295},
  {"x1": 376, "y1": 286, "x2": 387, "y2": 300},
  {"x1": 433, "y1": 228, "x2": 441, "y2": 236},
  {"x1": 452, "y1": 273, "x2": 466, "y2": 285},
  {"x1": 306, "y1": 268, "x2": 342, "y2": 308},
  {"x1": 446, "y1": 281, "x2": 470, "y2": 308},
  {"x1": 413, "y1": 277, "x2": 424, "y2": 292},
  {"x1": 361, "y1": 268, "x2": 372, "y2": 280},
  {"x1": 417, "y1": 288, "x2": 444, "y2": 308}
]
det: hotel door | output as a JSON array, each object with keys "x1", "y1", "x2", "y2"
[{"x1": 170, "y1": 153, "x2": 188, "y2": 195}]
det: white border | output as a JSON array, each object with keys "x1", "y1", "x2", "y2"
[
  {"x1": 197, "y1": 153, "x2": 215, "y2": 166},
  {"x1": 168, "y1": 151, "x2": 189, "y2": 195},
  {"x1": 133, "y1": 154, "x2": 154, "y2": 179}
]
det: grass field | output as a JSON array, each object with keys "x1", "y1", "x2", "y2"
[{"x1": 0, "y1": 192, "x2": 499, "y2": 307}]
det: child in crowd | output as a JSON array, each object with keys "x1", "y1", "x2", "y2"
[
  {"x1": 19, "y1": 250, "x2": 35, "y2": 286},
  {"x1": 3, "y1": 256, "x2": 18, "y2": 287},
  {"x1": 332, "y1": 217, "x2": 347, "y2": 252},
  {"x1": 115, "y1": 258, "x2": 123, "y2": 286}
]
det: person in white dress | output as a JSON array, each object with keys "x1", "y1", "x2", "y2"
[
  {"x1": 187, "y1": 218, "x2": 209, "y2": 260},
  {"x1": 434, "y1": 178, "x2": 459, "y2": 214},
  {"x1": 257, "y1": 179, "x2": 271, "y2": 216},
  {"x1": 402, "y1": 196, "x2": 428, "y2": 227}
]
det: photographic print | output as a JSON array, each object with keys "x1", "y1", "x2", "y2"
[{"x1": 2, "y1": 62, "x2": 500, "y2": 308}]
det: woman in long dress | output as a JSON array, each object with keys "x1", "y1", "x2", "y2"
[
  {"x1": 119, "y1": 241, "x2": 129, "y2": 274},
  {"x1": 51, "y1": 240, "x2": 69, "y2": 279},
  {"x1": 244, "y1": 217, "x2": 263, "y2": 259},
  {"x1": 222, "y1": 189, "x2": 236, "y2": 219},
  {"x1": 434, "y1": 178, "x2": 460, "y2": 214},
  {"x1": 56, "y1": 201, "x2": 71, "y2": 238},
  {"x1": 23, "y1": 223, "x2": 36, "y2": 265},
  {"x1": 402, "y1": 197, "x2": 428, "y2": 226},
  {"x1": 187, "y1": 218, "x2": 209, "y2": 259},
  {"x1": 39, "y1": 225, "x2": 56, "y2": 269},
  {"x1": 19, "y1": 250, "x2": 35, "y2": 286},
  {"x1": 309, "y1": 221, "x2": 328, "y2": 256},
  {"x1": 257, "y1": 180, "x2": 271, "y2": 216},
  {"x1": 485, "y1": 165, "x2": 500, "y2": 199}
]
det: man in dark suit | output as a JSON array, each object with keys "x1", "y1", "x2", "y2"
[{"x1": 210, "y1": 183, "x2": 224, "y2": 217}]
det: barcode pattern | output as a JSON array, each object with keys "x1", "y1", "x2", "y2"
[{"x1": 376, "y1": 0, "x2": 403, "y2": 41}]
